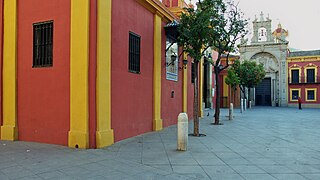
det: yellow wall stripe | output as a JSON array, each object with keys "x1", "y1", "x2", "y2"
[
  {"x1": 199, "y1": 57, "x2": 204, "y2": 117},
  {"x1": 153, "y1": 13, "x2": 163, "y2": 131},
  {"x1": 96, "y1": 0, "x2": 114, "y2": 148},
  {"x1": 182, "y1": 52, "x2": 188, "y2": 112},
  {"x1": 223, "y1": 76, "x2": 228, "y2": 97},
  {"x1": 68, "y1": 0, "x2": 90, "y2": 148},
  {"x1": 1, "y1": 0, "x2": 18, "y2": 140}
]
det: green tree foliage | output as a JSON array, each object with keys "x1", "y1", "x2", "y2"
[
  {"x1": 178, "y1": 0, "x2": 248, "y2": 129},
  {"x1": 239, "y1": 60, "x2": 266, "y2": 89},
  {"x1": 231, "y1": 59, "x2": 266, "y2": 100},
  {"x1": 225, "y1": 65, "x2": 240, "y2": 104},
  {"x1": 178, "y1": 1, "x2": 216, "y2": 136},
  {"x1": 208, "y1": 0, "x2": 248, "y2": 125},
  {"x1": 225, "y1": 66, "x2": 240, "y2": 90}
]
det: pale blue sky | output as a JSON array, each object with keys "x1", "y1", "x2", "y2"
[{"x1": 191, "y1": 0, "x2": 320, "y2": 51}]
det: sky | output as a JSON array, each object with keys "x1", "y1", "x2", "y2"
[{"x1": 191, "y1": 0, "x2": 320, "y2": 51}]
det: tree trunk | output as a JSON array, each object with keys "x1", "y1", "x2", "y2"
[
  {"x1": 248, "y1": 88, "x2": 251, "y2": 108},
  {"x1": 214, "y1": 68, "x2": 221, "y2": 125},
  {"x1": 230, "y1": 87, "x2": 234, "y2": 104},
  {"x1": 193, "y1": 61, "x2": 199, "y2": 136}
]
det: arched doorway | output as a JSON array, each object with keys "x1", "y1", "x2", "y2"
[{"x1": 250, "y1": 52, "x2": 279, "y2": 106}]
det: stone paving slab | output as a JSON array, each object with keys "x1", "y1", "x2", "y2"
[{"x1": 0, "y1": 107, "x2": 320, "y2": 179}]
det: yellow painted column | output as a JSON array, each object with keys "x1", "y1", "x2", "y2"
[
  {"x1": 1, "y1": 0, "x2": 18, "y2": 140},
  {"x1": 153, "y1": 12, "x2": 163, "y2": 131},
  {"x1": 199, "y1": 57, "x2": 204, "y2": 117},
  {"x1": 69, "y1": 0, "x2": 90, "y2": 148},
  {"x1": 223, "y1": 76, "x2": 229, "y2": 107},
  {"x1": 96, "y1": 0, "x2": 114, "y2": 148},
  {"x1": 182, "y1": 52, "x2": 188, "y2": 112}
]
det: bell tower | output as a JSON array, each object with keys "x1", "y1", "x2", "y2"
[{"x1": 251, "y1": 12, "x2": 274, "y2": 44}]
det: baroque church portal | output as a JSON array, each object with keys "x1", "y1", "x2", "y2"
[{"x1": 240, "y1": 12, "x2": 289, "y2": 107}]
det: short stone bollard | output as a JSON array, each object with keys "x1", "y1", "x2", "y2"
[
  {"x1": 240, "y1": 99, "x2": 243, "y2": 113},
  {"x1": 249, "y1": 101, "x2": 252, "y2": 109},
  {"x1": 177, "y1": 113, "x2": 188, "y2": 151},
  {"x1": 244, "y1": 99, "x2": 247, "y2": 111},
  {"x1": 229, "y1": 103, "x2": 233, "y2": 120}
]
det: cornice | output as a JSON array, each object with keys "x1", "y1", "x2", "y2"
[{"x1": 136, "y1": 0, "x2": 176, "y2": 22}]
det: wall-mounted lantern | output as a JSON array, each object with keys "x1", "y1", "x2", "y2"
[{"x1": 166, "y1": 52, "x2": 177, "y2": 67}]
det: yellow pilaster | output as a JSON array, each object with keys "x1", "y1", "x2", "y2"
[
  {"x1": 69, "y1": 0, "x2": 90, "y2": 149},
  {"x1": 199, "y1": 57, "x2": 204, "y2": 117},
  {"x1": 182, "y1": 52, "x2": 188, "y2": 112},
  {"x1": 223, "y1": 76, "x2": 228, "y2": 98},
  {"x1": 96, "y1": 0, "x2": 114, "y2": 148},
  {"x1": 1, "y1": 0, "x2": 18, "y2": 141},
  {"x1": 153, "y1": 13, "x2": 163, "y2": 131}
]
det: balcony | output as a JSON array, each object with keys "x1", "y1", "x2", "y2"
[{"x1": 288, "y1": 76, "x2": 320, "y2": 84}]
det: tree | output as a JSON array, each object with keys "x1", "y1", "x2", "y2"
[
  {"x1": 225, "y1": 61, "x2": 240, "y2": 104},
  {"x1": 178, "y1": 0, "x2": 215, "y2": 136},
  {"x1": 208, "y1": 0, "x2": 248, "y2": 125},
  {"x1": 238, "y1": 60, "x2": 266, "y2": 102}
]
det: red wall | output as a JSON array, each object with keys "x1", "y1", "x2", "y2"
[
  {"x1": 161, "y1": 22, "x2": 183, "y2": 127},
  {"x1": 288, "y1": 62, "x2": 320, "y2": 104},
  {"x1": 17, "y1": 0, "x2": 70, "y2": 145},
  {"x1": 111, "y1": 0, "x2": 154, "y2": 142}
]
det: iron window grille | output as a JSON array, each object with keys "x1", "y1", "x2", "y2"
[
  {"x1": 291, "y1": 69, "x2": 299, "y2": 83},
  {"x1": 33, "y1": 21, "x2": 53, "y2": 68},
  {"x1": 128, "y1": 32, "x2": 141, "y2": 73},
  {"x1": 306, "y1": 69, "x2": 315, "y2": 83},
  {"x1": 291, "y1": 90, "x2": 299, "y2": 100},
  {"x1": 307, "y1": 90, "x2": 315, "y2": 100}
]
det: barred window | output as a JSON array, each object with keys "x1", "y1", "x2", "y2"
[
  {"x1": 291, "y1": 70, "x2": 299, "y2": 83},
  {"x1": 307, "y1": 90, "x2": 315, "y2": 100},
  {"x1": 291, "y1": 90, "x2": 299, "y2": 100},
  {"x1": 129, "y1": 32, "x2": 140, "y2": 73},
  {"x1": 306, "y1": 69, "x2": 315, "y2": 83},
  {"x1": 33, "y1": 21, "x2": 53, "y2": 67}
]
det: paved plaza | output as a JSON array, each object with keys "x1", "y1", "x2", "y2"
[{"x1": 0, "y1": 107, "x2": 320, "y2": 180}]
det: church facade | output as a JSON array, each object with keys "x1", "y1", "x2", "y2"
[{"x1": 239, "y1": 12, "x2": 320, "y2": 108}]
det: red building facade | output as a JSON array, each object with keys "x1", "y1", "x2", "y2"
[
  {"x1": 287, "y1": 50, "x2": 320, "y2": 108},
  {"x1": 0, "y1": 0, "x2": 197, "y2": 148}
]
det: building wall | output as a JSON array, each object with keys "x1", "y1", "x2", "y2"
[
  {"x1": 111, "y1": 0, "x2": 154, "y2": 142},
  {"x1": 0, "y1": 0, "x2": 3, "y2": 135},
  {"x1": 161, "y1": 23, "x2": 183, "y2": 127},
  {"x1": 287, "y1": 59, "x2": 320, "y2": 107},
  {"x1": 17, "y1": 0, "x2": 71, "y2": 145},
  {"x1": 0, "y1": 0, "x2": 192, "y2": 148},
  {"x1": 89, "y1": 0, "x2": 97, "y2": 149}
]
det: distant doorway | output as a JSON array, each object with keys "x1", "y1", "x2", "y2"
[{"x1": 255, "y1": 78, "x2": 272, "y2": 106}]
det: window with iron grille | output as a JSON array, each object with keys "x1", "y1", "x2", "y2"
[
  {"x1": 307, "y1": 90, "x2": 315, "y2": 100},
  {"x1": 306, "y1": 69, "x2": 315, "y2": 83},
  {"x1": 291, "y1": 69, "x2": 299, "y2": 83},
  {"x1": 191, "y1": 62, "x2": 195, "y2": 83},
  {"x1": 291, "y1": 90, "x2": 299, "y2": 100},
  {"x1": 128, "y1": 32, "x2": 140, "y2": 73},
  {"x1": 33, "y1": 21, "x2": 53, "y2": 67}
]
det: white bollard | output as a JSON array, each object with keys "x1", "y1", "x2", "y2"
[
  {"x1": 177, "y1": 113, "x2": 188, "y2": 151},
  {"x1": 229, "y1": 103, "x2": 233, "y2": 120},
  {"x1": 244, "y1": 99, "x2": 247, "y2": 111},
  {"x1": 249, "y1": 101, "x2": 252, "y2": 109},
  {"x1": 240, "y1": 99, "x2": 243, "y2": 113}
]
